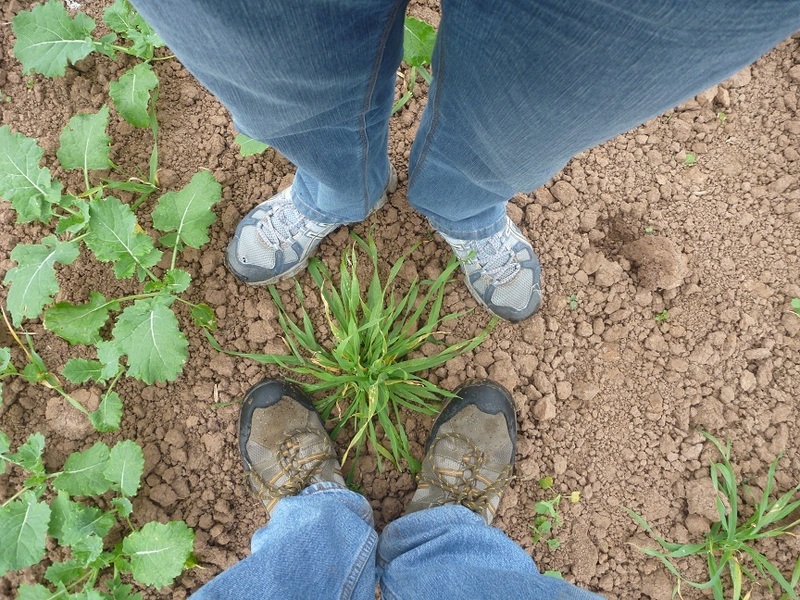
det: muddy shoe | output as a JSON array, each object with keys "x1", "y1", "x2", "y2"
[
  {"x1": 439, "y1": 216, "x2": 542, "y2": 322},
  {"x1": 226, "y1": 165, "x2": 397, "y2": 285},
  {"x1": 405, "y1": 381, "x2": 516, "y2": 525},
  {"x1": 239, "y1": 379, "x2": 345, "y2": 516}
]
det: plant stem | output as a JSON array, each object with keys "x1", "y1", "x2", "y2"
[
  {"x1": 0, "y1": 484, "x2": 32, "y2": 508},
  {"x1": 174, "y1": 297, "x2": 202, "y2": 310},
  {"x1": 55, "y1": 386, "x2": 91, "y2": 416}
]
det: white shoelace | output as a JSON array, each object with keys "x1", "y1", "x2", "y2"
[
  {"x1": 255, "y1": 205, "x2": 307, "y2": 249},
  {"x1": 455, "y1": 231, "x2": 520, "y2": 285}
]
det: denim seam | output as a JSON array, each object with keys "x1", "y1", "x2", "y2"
[
  {"x1": 359, "y1": 0, "x2": 406, "y2": 217},
  {"x1": 340, "y1": 528, "x2": 377, "y2": 600}
]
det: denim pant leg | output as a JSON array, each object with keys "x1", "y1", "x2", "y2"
[
  {"x1": 409, "y1": 0, "x2": 800, "y2": 239},
  {"x1": 377, "y1": 505, "x2": 603, "y2": 599},
  {"x1": 191, "y1": 483, "x2": 377, "y2": 600},
  {"x1": 130, "y1": 0, "x2": 406, "y2": 223}
]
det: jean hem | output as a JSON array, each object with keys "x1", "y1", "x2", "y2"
[{"x1": 427, "y1": 212, "x2": 507, "y2": 240}]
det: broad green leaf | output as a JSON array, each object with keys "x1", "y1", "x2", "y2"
[
  {"x1": 3, "y1": 236, "x2": 80, "y2": 326},
  {"x1": 45, "y1": 292, "x2": 119, "y2": 345},
  {"x1": 7, "y1": 432, "x2": 46, "y2": 474},
  {"x1": 11, "y1": 1, "x2": 96, "y2": 77},
  {"x1": 113, "y1": 497, "x2": 133, "y2": 518},
  {"x1": 0, "y1": 126, "x2": 63, "y2": 223},
  {"x1": 85, "y1": 196, "x2": 162, "y2": 279},
  {"x1": 123, "y1": 521, "x2": 194, "y2": 588},
  {"x1": 88, "y1": 391, "x2": 123, "y2": 432},
  {"x1": 49, "y1": 490, "x2": 117, "y2": 548},
  {"x1": 62, "y1": 358, "x2": 105, "y2": 384},
  {"x1": 108, "y1": 581, "x2": 142, "y2": 600},
  {"x1": 55, "y1": 197, "x2": 91, "y2": 235},
  {"x1": 0, "y1": 347, "x2": 11, "y2": 372},
  {"x1": 152, "y1": 171, "x2": 221, "y2": 248},
  {"x1": 71, "y1": 534, "x2": 104, "y2": 565},
  {"x1": 110, "y1": 63, "x2": 158, "y2": 128},
  {"x1": 235, "y1": 133, "x2": 269, "y2": 157},
  {"x1": 105, "y1": 440, "x2": 144, "y2": 497},
  {"x1": 103, "y1": 0, "x2": 164, "y2": 59},
  {"x1": 144, "y1": 269, "x2": 191, "y2": 294},
  {"x1": 57, "y1": 106, "x2": 111, "y2": 172},
  {"x1": 59, "y1": 500, "x2": 115, "y2": 546},
  {"x1": 403, "y1": 16, "x2": 437, "y2": 68},
  {"x1": 0, "y1": 492, "x2": 51, "y2": 574},
  {"x1": 45, "y1": 558, "x2": 85, "y2": 586},
  {"x1": 18, "y1": 584, "x2": 63, "y2": 600},
  {"x1": 53, "y1": 442, "x2": 112, "y2": 496},
  {"x1": 191, "y1": 303, "x2": 217, "y2": 331},
  {"x1": 112, "y1": 297, "x2": 188, "y2": 384},
  {"x1": 103, "y1": 0, "x2": 140, "y2": 34},
  {"x1": 97, "y1": 340, "x2": 123, "y2": 380},
  {"x1": 48, "y1": 490, "x2": 71, "y2": 541}
]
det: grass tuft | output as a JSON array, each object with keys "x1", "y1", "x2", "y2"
[
  {"x1": 627, "y1": 431, "x2": 800, "y2": 600},
  {"x1": 209, "y1": 231, "x2": 496, "y2": 475}
]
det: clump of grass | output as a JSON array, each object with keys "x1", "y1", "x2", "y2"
[
  {"x1": 210, "y1": 232, "x2": 496, "y2": 475},
  {"x1": 628, "y1": 431, "x2": 800, "y2": 600}
]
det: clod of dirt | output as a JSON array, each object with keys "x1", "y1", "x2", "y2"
[
  {"x1": 533, "y1": 396, "x2": 556, "y2": 421},
  {"x1": 45, "y1": 389, "x2": 100, "y2": 440},
  {"x1": 620, "y1": 236, "x2": 689, "y2": 291},
  {"x1": 593, "y1": 259, "x2": 625, "y2": 287},
  {"x1": 685, "y1": 478, "x2": 724, "y2": 522}
]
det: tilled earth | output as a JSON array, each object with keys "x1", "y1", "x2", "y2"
[{"x1": 1, "y1": 1, "x2": 799, "y2": 598}]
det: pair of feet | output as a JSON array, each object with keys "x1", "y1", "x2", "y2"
[
  {"x1": 241, "y1": 379, "x2": 516, "y2": 526},
  {"x1": 225, "y1": 167, "x2": 542, "y2": 322}
]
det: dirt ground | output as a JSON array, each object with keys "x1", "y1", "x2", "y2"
[{"x1": 1, "y1": 1, "x2": 799, "y2": 598}]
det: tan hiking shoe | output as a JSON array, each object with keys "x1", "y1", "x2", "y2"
[
  {"x1": 239, "y1": 379, "x2": 345, "y2": 516},
  {"x1": 405, "y1": 381, "x2": 516, "y2": 525}
]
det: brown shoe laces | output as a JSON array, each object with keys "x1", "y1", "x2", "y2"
[
  {"x1": 247, "y1": 428, "x2": 339, "y2": 513},
  {"x1": 416, "y1": 432, "x2": 514, "y2": 514}
]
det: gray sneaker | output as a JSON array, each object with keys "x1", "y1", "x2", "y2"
[
  {"x1": 440, "y1": 217, "x2": 542, "y2": 322},
  {"x1": 239, "y1": 379, "x2": 345, "y2": 517},
  {"x1": 405, "y1": 381, "x2": 516, "y2": 525},
  {"x1": 226, "y1": 166, "x2": 398, "y2": 285}
]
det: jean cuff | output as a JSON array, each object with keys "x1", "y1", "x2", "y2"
[{"x1": 426, "y1": 212, "x2": 507, "y2": 241}]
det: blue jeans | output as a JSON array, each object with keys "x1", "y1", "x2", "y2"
[
  {"x1": 132, "y1": 0, "x2": 799, "y2": 240},
  {"x1": 190, "y1": 482, "x2": 603, "y2": 599}
]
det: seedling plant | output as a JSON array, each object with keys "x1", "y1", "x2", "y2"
[
  {"x1": 208, "y1": 232, "x2": 496, "y2": 476},
  {"x1": 2, "y1": 0, "x2": 221, "y2": 430},
  {"x1": 628, "y1": 431, "x2": 800, "y2": 600},
  {"x1": 791, "y1": 297, "x2": 800, "y2": 317},
  {"x1": 655, "y1": 309, "x2": 670, "y2": 323},
  {"x1": 532, "y1": 495, "x2": 564, "y2": 550},
  {"x1": 393, "y1": 16, "x2": 436, "y2": 113},
  {"x1": 0, "y1": 426, "x2": 194, "y2": 596}
]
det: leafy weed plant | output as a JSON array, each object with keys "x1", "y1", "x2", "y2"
[
  {"x1": 208, "y1": 232, "x2": 496, "y2": 474},
  {"x1": 2, "y1": 0, "x2": 221, "y2": 430},
  {"x1": 628, "y1": 431, "x2": 800, "y2": 600},
  {"x1": 655, "y1": 309, "x2": 670, "y2": 323},
  {"x1": 531, "y1": 495, "x2": 564, "y2": 550},
  {"x1": 791, "y1": 297, "x2": 800, "y2": 317},
  {"x1": 0, "y1": 428, "x2": 194, "y2": 596},
  {"x1": 393, "y1": 16, "x2": 435, "y2": 113}
]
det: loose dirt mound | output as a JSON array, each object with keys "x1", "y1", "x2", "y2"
[{"x1": 1, "y1": 1, "x2": 799, "y2": 598}]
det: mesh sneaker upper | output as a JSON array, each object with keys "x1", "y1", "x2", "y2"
[{"x1": 440, "y1": 217, "x2": 542, "y2": 321}]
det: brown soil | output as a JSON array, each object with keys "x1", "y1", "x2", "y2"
[{"x1": 2, "y1": 1, "x2": 800, "y2": 599}]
